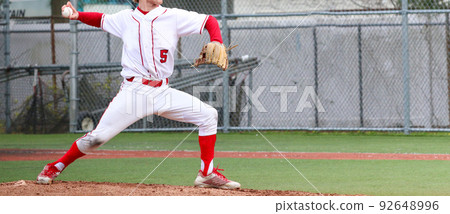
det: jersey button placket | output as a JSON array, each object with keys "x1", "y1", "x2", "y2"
[
  {"x1": 144, "y1": 40, "x2": 152, "y2": 76},
  {"x1": 150, "y1": 23, "x2": 159, "y2": 79},
  {"x1": 141, "y1": 21, "x2": 152, "y2": 78}
]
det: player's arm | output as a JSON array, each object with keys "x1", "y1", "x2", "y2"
[
  {"x1": 204, "y1": 16, "x2": 223, "y2": 44},
  {"x1": 62, "y1": 1, "x2": 103, "y2": 28}
]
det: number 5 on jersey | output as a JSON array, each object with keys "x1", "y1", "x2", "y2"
[{"x1": 160, "y1": 49, "x2": 168, "y2": 63}]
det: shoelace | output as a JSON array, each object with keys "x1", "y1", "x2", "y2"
[
  {"x1": 212, "y1": 165, "x2": 229, "y2": 181},
  {"x1": 45, "y1": 165, "x2": 60, "y2": 177}
]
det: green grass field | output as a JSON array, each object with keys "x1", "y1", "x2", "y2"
[{"x1": 1, "y1": 131, "x2": 449, "y2": 195}]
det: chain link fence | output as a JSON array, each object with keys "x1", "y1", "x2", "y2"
[{"x1": 2, "y1": 0, "x2": 450, "y2": 133}]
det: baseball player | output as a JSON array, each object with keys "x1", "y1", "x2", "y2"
[{"x1": 37, "y1": 0, "x2": 240, "y2": 189}]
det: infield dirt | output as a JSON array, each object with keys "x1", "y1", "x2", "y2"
[{"x1": 0, "y1": 180, "x2": 345, "y2": 196}]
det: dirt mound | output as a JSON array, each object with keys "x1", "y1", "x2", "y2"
[{"x1": 0, "y1": 180, "x2": 343, "y2": 196}]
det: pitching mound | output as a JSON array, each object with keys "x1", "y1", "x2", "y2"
[{"x1": 0, "y1": 180, "x2": 343, "y2": 196}]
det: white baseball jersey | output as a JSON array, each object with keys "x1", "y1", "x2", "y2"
[{"x1": 100, "y1": 6, "x2": 208, "y2": 79}]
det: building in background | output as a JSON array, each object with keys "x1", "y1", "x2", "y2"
[
  {"x1": 78, "y1": 0, "x2": 131, "y2": 13},
  {"x1": 1, "y1": 0, "x2": 401, "y2": 19},
  {"x1": 6, "y1": 0, "x2": 51, "y2": 18},
  {"x1": 234, "y1": 0, "x2": 396, "y2": 14}
]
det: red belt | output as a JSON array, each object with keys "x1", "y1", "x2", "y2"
[{"x1": 126, "y1": 77, "x2": 168, "y2": 87}]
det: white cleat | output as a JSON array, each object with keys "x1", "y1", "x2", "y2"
[
  {"x1": 36, "y1": 163, "x2": 61, "y2": 185},
  {"x1": 194, "y1": 166, "x2": 240, "y2": 189}
]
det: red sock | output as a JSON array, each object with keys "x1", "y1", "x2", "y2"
[
  {"x1": 199, "y1": 134, "x2": 216, "y2": 176},
  {"x1": 52, "y1": 142, "x2": 85, "y2": 171}
]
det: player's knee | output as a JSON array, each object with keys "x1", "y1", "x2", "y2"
[
  {"x1": 76, "y1": 133, "x2": 107, "y2": 153},
  {"x1": 203, "y1": 107, "x2": 218, "y2": 128},
  {"x1": 205, "y1": 107, "x2": 218, "y2": 125},
  {"x1": 198, "y1": 107, "x2": 218, "y2": 136}
]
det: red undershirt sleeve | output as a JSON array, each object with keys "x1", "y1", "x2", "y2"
[
  {"x1": 77, "y1": 11, "x2": 103, "y2": 28},
  {"x1": 204, "y1": 16, "x2": 223, "y2": 43}
]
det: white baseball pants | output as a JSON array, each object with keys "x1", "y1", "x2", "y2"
[{"x1": 76, "y1": 79, "x2": 218, "y2": 153}]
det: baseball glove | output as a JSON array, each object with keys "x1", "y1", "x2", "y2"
[{"x1": 194, "y1": 42, "x2": 236, "y2": 71}]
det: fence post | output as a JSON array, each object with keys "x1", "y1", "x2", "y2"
[
  {"x1": 358, "y1": 25, "x2": 364, "y2": 127},
  {"x1": 221, "y1": 0, "x2": 230, "y2": 133},
  {"x1": 3, "y1": 0, "x2": 11, "y2": 133},
  {"x1": 446, "y1": 13, "x2": 450, "y2": 127},
  {"x1": 247, "y1": 69, "x2": 253, "y2": 127},
  {"x1": 69, "y1": 0, "x2": 79, "y2": 133},
  {"x1": 107, "y1": 33, "x2": 111, "y2": 62},
  {"x1": 401, "y1": 0, "x2": 411, "y2": 135},
  {"x1": 313, "y1": 27, "x2": 319, "y2": 128}
]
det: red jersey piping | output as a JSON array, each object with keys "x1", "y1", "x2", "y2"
[
  {"x1": 131, "y1": 15, "x2": 145, "y2": 67},
  {"x1": 151, "y1": 9, "x2": 168, "y2": 78}
]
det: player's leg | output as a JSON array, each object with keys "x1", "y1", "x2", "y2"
[
  {"x1": 37, "y1": 81, "x2": 147, "y2": 184},
  {"x1": 154, "y1": 87, "x2": 240, "y2": 189}
]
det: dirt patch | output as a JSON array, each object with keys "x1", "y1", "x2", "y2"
[
  {"x1": 0, "y1": 180, "x2": 345, "y2": 196},
  {"x1": 1, "y1": 149, "x2": 449, "y2": 161}
]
